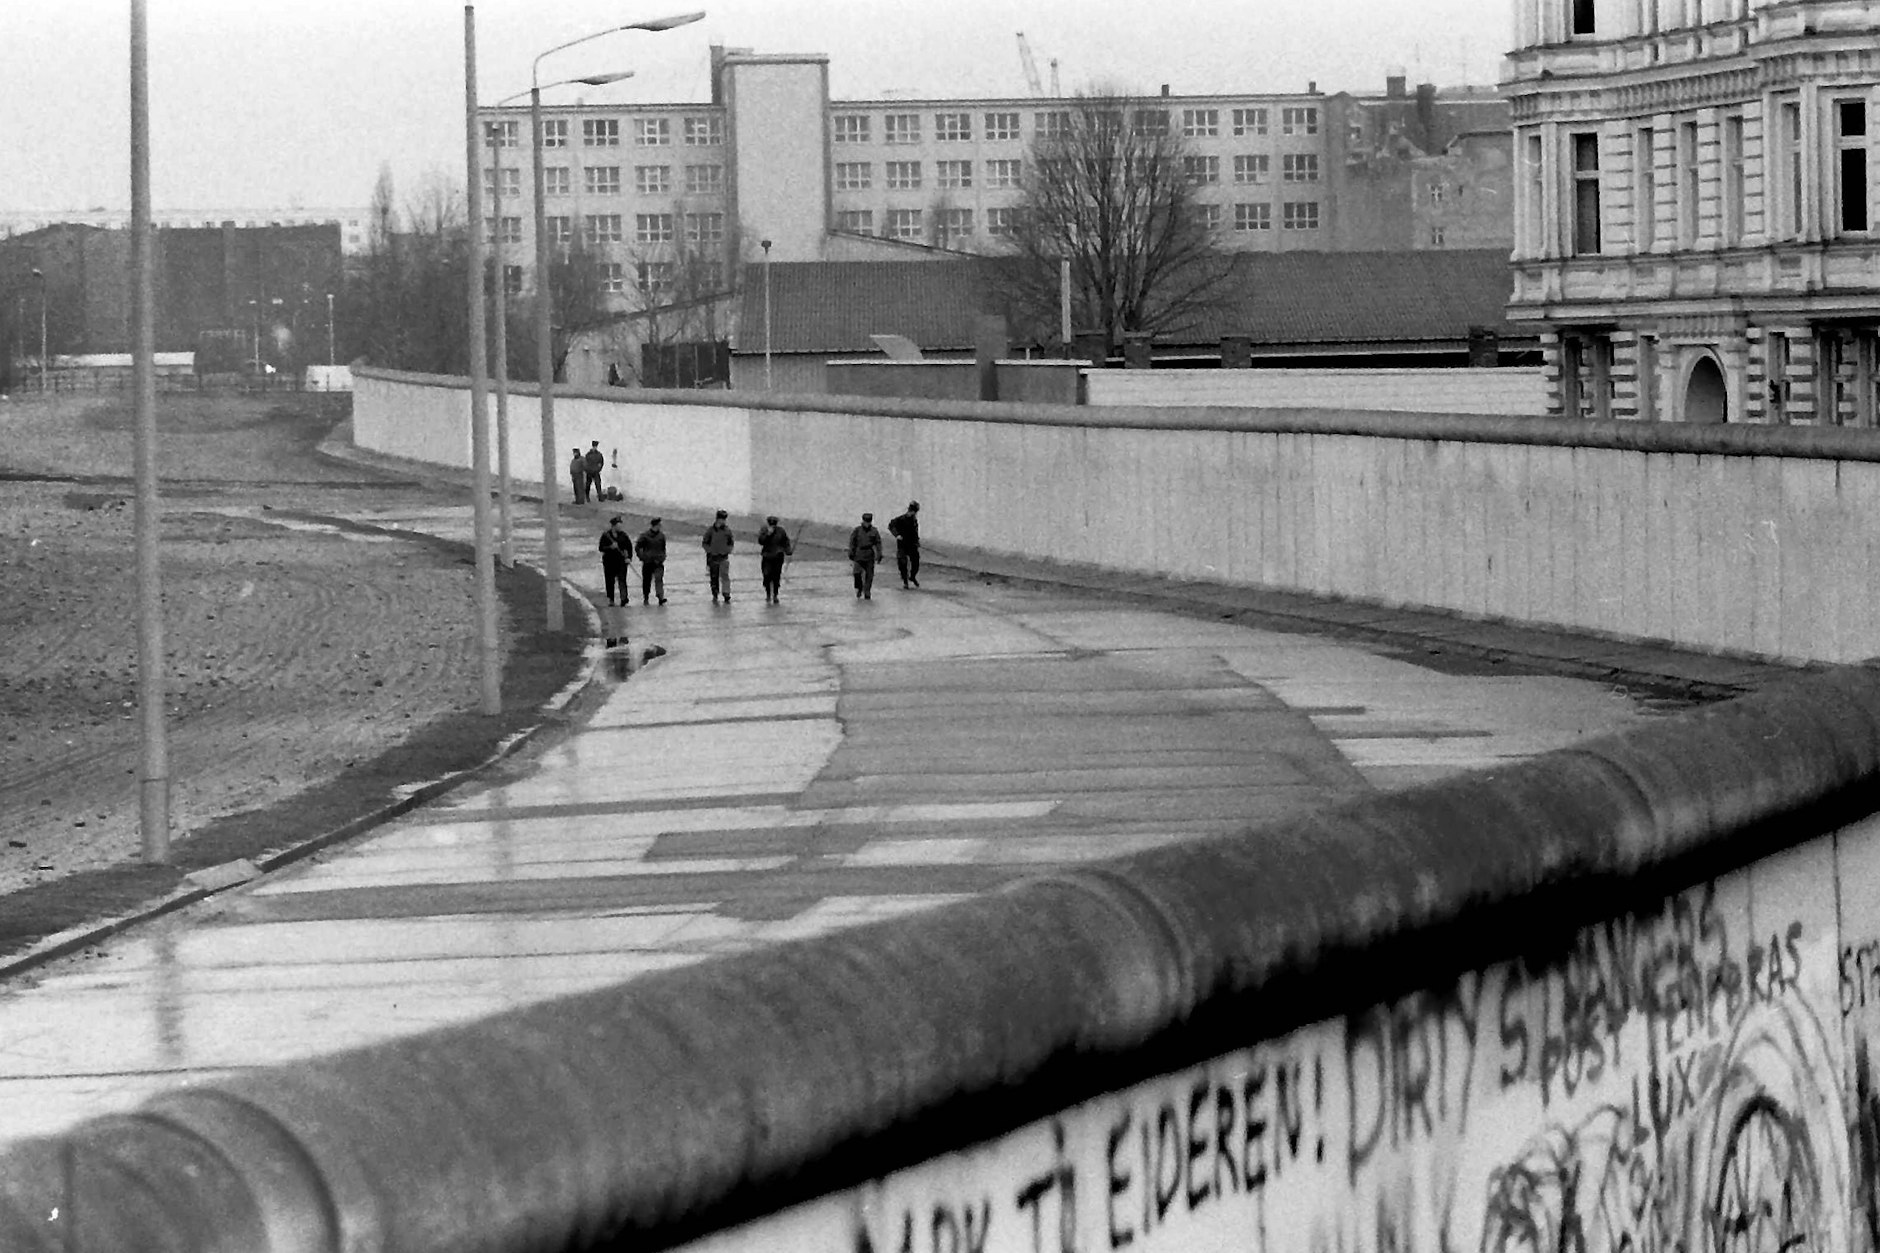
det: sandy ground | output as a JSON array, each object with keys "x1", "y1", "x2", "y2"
[{"x1": 0, "y1": 389, "x2": 562, "y2": 904}]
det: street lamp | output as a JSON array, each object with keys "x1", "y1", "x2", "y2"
[
  {"x1": 486, "y1": 115, "x2": 515, "y2": 566},
  {"x1": 30, "y1": 268, "x2": 46, "y2": 390},
  {"x1": 131, "y1": 0, "x2": 169, "y2": 861},
  {"x1": 326, "y1": 291, "x2": 335, "y2": 366},
  {"x1": 760, "y1": 239, "x2": 772, "y2": 390},
  {"x1": 526, "y1": 9, "x2": 704, "y2": 632},
  {"x1": 463, "y1": 3, "x2": 500, "y2": 715}
]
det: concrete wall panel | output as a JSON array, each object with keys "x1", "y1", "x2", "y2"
[
  {"x1": 353, "y1": 371, "x2": 1880, "y2": 665},
  {"x1": 1086, "y1": 367, "x2": 1549, "y2": 415}
]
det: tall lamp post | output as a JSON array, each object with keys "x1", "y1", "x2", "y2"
[
  {"x1": 463, "y1": 3, "x2": 501, "y2": 714},
  {"x1": 326, "y1": 291, "x2": 336, "y2": 366},
  {"x1": 486, "y1": 117, "x2": 515, "y2": 566},
  {"x1": 526, "y1": 9, "x2": 704, "y2": 632},
  {"x1": 130, "y1": 0, "x2": 169, "y2": 861}
]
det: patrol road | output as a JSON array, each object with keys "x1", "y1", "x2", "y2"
[{"x1": 0, "y1": 499, "x2": 1691, "y2": 1146}]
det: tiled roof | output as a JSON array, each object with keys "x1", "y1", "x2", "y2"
[
  {"x1": 735, "y1": 248, "x2": 1518, "y2": 354},
  {"x1": 734, "y1": 260, "x2": 990, "y2": 354},
  {"x1": 1189, "y1": 248, "x2": 1519, "y2": 344}
]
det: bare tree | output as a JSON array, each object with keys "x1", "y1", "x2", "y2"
[{"x1": 989, "y1": 91, "x2": 1231, "y2": 358}]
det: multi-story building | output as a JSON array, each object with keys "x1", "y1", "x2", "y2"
[
  {"x1": 1504, "y1": 0, "x2": 1880, "y2": 424},
  {"x1": 0, "y1": 207, "x2": 371, "y2": 255},
  {"x1": 476, "y1": 47, "x2": 1511, "y2": 310}
]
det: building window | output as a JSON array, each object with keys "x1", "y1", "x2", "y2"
[
  {"x1": 635, "y1": 213, "x2": 674, "y2": 244},
  {"x1": 936, "y1": 208, "x2": 973, "y2": 243},
  {"x1": 886, "y1": 208, "x2": 923, "y2": 240},
  {"x1": 1232, "y1": 107, "x2": 1267, "y2": 136},
  {"x1": 937, "y1": 160, "x2": 972, "y2": 189},
  {"x1": 1837, "y1": 99, "x2": 1870, "y2": 234},
  {"x1": 485, "y1": 119, "x2": 519, "y2": 148},
  {"x1": 503, "y1": 264, "x2": 523, "y2": 295},
  {"x1": 548, "y1": 215, "x2": 573, "y2": 245},
  {"x1": 1524, "y1": 133, "x2": 1545, "y2": 255},
  {"x1": 836, "y1": 209, "x2": 875, "y2": 234},
  {"x1": 1037, "y1": 111, "x2": 1071, "y2": 139},
  {"x1": 835, "y1": 162, "x2": 872, "y2": 191},
  {"x1": 1428, "y1": 183, "x2": 1446, "y2": 204},
  {"x1": 636, "y1": 117, "x2": 670, "y2": 145},
  {"x1": 1722, "y1": 115, "x2": 1745, "y2": 244},
  {"x1": 985, "y1": 112, "x2": 1020, "y2": 141},
  {"x1": 1676, "y1": 120, "x2": 1699, "y2": 246},
  {"x1": 685, "y1": 164, "x2": 724, "y2": 195},
  {"x1": 545, "y1": 166, "x2": 570, "y2": 197},
  {"x1": 1571, "y1": 131, "x2": 1601, "y2": 255},
  {"x1": 583, "y1": 118, "x2": 619, "y2": 147},
  {"x1": 987, "y1": 158, "x2": 1022, "y2": 188},
  {"x1": 935, "y1": 112, "x2": 971, "y2": 142},
  {"x1": 1348, "y1": 121, "x2": 1366, "y2": 147},
  {"x1": 1634, "y1": 128, "x2": 1655, "y2": 251},
  {"x1": 483, "y1": 167, "x2": 522, "y2": 199},
  {"x1": 1135, "y1": 109, "x2": 1169, "y2": 135},
  {"x1": 1197, "y1": 203, "x2": 1223, "y2": 231},
  {"x1": 1086, "y1": 109, "x2": 1124, "y2": 134},
  {"x1": 1282, "y1": 200, "x2": 1320, "y2": 230},
  {"x1": 600, "y1": 262, "x2": 624, "y2": 294},
  {"x1": 886, "y1": 160, "x2": 922, "y2": 190},
  {"x1": 1233, "y1": 154, "x2": 1269, "y2": 185},
  {"x1": 1182, "y1": 108, "x2": 1219, "y2": 138},
  {"x1": 635, "y1": 165, "x2": 671, "y2": 195},
  {"x1": 1183, "y1": 155, "x2": 1220, "y2": 185},
  {"x1": 637, "y1": 261, "x2": 675, "y2": 294},
  {"x1": 1235, "y1": 202, "x2": 1272, "y2": 231},
  {"x1": 683, "y1": 115, "x2": 723, "y2": 146},
  {"x1": 685, "y1": 212, "x2": 724, "y2": 244},
  {"x1": 542, "y1": 119, "x2": 568, "y2": 149},
  {"x1": 1779, "y1": 99, "x2": 1803, "y2": 238},
  {"x1": 1572, "y1": 0, "x2": 1596, "y2": 34},
  {"x1": 834, "y1": 115, "x2": 870, "y2": 143},
  {"x1": 884, "y1": 113, "x2": 920, "y2": 144},
  {"x1": 498, "y1": 216, "x2": 522, "y2": 243},
  {"x1": 1430, "y1": 225, "x2": 1446, "y2": 246},
  {"x1": 1282, "y1": 154, "x2": 1320, "y2": 183},
  {"x1": 585, "y1": 166, "x2": 620, "y2": 196},
  {"x1": 1281, "y1": 106, "x2": 1318, "y2": 136},
  {"x1": 987, "y1": 207, "x2": 1021, "y2": 236},
  {"x1": 585, "y1": 214, "x2": 622, "y2": 244}
]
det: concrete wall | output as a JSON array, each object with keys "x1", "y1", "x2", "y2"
[
  {"x1": 351, "y1": 368, "x2": 1880, "y2": 665},
  {"x1": 1086, "y1": 366, "x2": 1547, "y2": 415},
  {"x1": 11, "y1": 663, "x2": 1880, "y2": 1253}
]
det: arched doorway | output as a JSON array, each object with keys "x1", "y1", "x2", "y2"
[{"x1": 1684, "y1": 353, "x2": 1728, "y2": 424}]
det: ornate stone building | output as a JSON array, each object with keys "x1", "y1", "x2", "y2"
[{"x1": 1504, "y1": 0, "x2": 1880, "y2": 423}]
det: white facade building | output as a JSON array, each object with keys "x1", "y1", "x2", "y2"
[{"x1": 1505, "y1": 0, "x2": 1880, "y2": 424}]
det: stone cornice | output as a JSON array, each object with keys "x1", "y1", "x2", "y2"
[{"x1": 1508, "y1": 37, "x2": 1880, "y2": 122}]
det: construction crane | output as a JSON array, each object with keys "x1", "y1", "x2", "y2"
[{"x1": 1016, "y1": 32, "x2": 1043, "y2": 96}]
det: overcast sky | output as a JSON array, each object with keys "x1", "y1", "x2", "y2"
[{"x1": 2, "y1": 0, "x2": 1512, "y2": 214}]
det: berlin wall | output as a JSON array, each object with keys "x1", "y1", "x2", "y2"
[{"x1": 352, "y1": 367, "x2": 1880, "y2": 666}]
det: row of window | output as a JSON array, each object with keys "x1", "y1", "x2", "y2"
[
  {"x1": 825, "y1": 153, "x2": 1318, "y2": 193},
  {"x1": 485, "y1": 116, "x2": 726, "y2": 149},
  {"x1": 1542, "y1": 96, "x2": 1870, "y2": 259},
  {"x1": 490, "y1": 259, "x2": 727, "y2": 298},
  {"x1": 831, "y1": 106, "x2": 1319, "y2": 144},
  {"x1": 829, "y1": 200, "x2": 1322, "y2": 240},
  {"x1": 488, "y1": 165, "x2": 724, "y2": 199},
  {"x1": 493, "y1": 211, "x2": 728, "y2": 247}
]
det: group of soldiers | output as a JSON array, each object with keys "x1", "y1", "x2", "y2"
[{"x1": 596, "y1": 501, "x2": 923, "y2": 611}]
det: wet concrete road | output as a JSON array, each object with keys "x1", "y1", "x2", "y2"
[{"x1": 0, "y1": 506, "x2": 1665, "y2": 1145}]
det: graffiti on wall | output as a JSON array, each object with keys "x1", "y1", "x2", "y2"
[{"x1": 690, "y1": 837, "x2": 1880, "y2": 1253}]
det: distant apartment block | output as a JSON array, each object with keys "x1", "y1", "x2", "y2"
[
  {"x1": 1505, "y1": 0, "x2": 1880, "y2": 424},
  {"x1": 475, "y1": 46, "x2": 1513, "y2": 308},
  {"x1": 0, "y1": 207, "x2": 371, "y2": 255}
]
